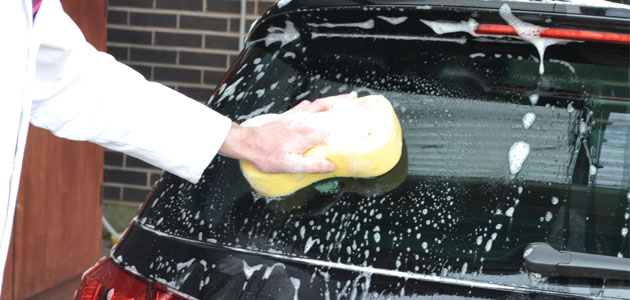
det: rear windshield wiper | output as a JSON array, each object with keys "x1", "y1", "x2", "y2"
[{"x1": 524, "y1": 243, "x2": 630, "y2": 281}]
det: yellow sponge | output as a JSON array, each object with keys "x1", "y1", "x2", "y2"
[{"x1": 240, "y1": 95, "x2": 403, "y2": 198}]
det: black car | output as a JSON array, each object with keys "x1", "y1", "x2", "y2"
[{"x1": 76, "y1": 0, "x2": 630, "y2": 299}]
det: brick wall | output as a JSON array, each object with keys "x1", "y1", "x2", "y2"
[{"x1": 103, "y1": 0, "x2": 275, "y2": 202}]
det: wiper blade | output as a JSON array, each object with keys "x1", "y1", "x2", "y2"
[{"x1": 524, "y1": 242, "x2": 630, "y2": 280}]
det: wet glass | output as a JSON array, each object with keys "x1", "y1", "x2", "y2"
[{"x1": 138, "y1": 8, "x2": 630, "y2": 297}]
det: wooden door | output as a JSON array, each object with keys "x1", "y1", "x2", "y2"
[{"x1": 1, "y1": 0, "x2": 106, "y2": 299}]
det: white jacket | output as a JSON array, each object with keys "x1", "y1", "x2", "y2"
[{"x1": 0, "y1": 0, "x2": 232, "y2": 290}]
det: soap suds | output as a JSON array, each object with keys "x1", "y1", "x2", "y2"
[
  {"x1": 242, "y1": 261, "x2": 263, "y2": 279},
  {"x1": 549, "y1": 59, "x2": 576, "y2": 74},
  {"x1": 237, "y1": 102, "x2": 275, "y2": 121},
  {"x1": 377, "y1": 16, "x2": 408, "y2": 25},
  {"x1": 217, "y1": 77, "x2": 244, "y2": 103},
  {"x1": 307, "y1": 20, "x2": 374, "y2": 29},
  {"x1": 420, "y1": 19, "x2": 479, "y2": 36},
  {"x1": 290, "y1": 277, "x2": 301, "y2": 300},
  {"x1": 522, "y1": 112, "x2": 536, "y2": 129},
  {"x1": 589, "y1": 165, "x2": 598, "y2": 175},
  {"x1": 311, "y1": 33, "x2": 467, "y2": 44},
  {"x1": 508, "y1": 141, "x2": 530, "y2": 176},
  {"x1": 499, "y1": 4, "x2": 569, "y2": 75},
  {"x1": 249, "y1": 21, "x2": 299, "y2": 48},
  {"x1": 277, "y1": 0, "x2": 291, "y2": 8},
  {"x1": 500, "y1": 0, "x2": 629, "y2": 9}
]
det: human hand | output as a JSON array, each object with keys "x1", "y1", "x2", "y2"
[{"x1": 218, "y1": 92, "x2": 358, "y2": 174}]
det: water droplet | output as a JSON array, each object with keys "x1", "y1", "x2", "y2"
[
  {"x1": 589, "y1": 165, "x2": 597, "y2": 176},
  {"x1": 622, "y1": 227, "x2": 628, "y2": 238},
  {"x1": 551, "y1": 197, "x2": 559, "y2": 205},
  {"x1": 529, "y1": 94, "x2": 539, "y2": 105},
  {"x1": 567, "y1": 102, "x2": 575, "y2": 113}
]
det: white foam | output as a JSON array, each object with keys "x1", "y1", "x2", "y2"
[
  {"x1": 505, "y1": 207, "x2": 515, "y2": 217},
  {"x1": 242, "y1": 261, "x2": 263, "y2": 279},
  {"x1": 499, "y1": 4, "x2": 570, "y2": 75},
  {"x1": 277, "y1": 0, "x2": 291, "y2": 8},
  {"x1": 420, "y1": 19, "x2": 479, "y2": 36},
  {"x1": 217, "y1": 77, "x2": 244, "y2": 103},
  {"x1": 508, "y1": 141, "x2": 530, "y2": 175},
  {"x1": 549, "y1": 59, "x2": 576, "y2": 74},
  {"x1": 237, "y1": 102, "x2": 274, "y2": 121},
  {"x1": 522, "y1": 112, "x2": 536, "y2": 129},
  {"x1": 307, "y1": 19, "x2": 374, "y2": 29},
  {"x1": 311, "y1": 32, "x2": 467, "y2": 44},
  {"x1": 589, "y1": 165, "x2": 598, "y2": 175},
  {"x1": 290, "y1": 277, "x2": 301, "y2": 300},
  {"x1": 249, "y1": 21, "x2": 299, "y2": 48},
  {"x1": 377, "y1": 16, "x2": 408, "y2": 25},
  {"x1": 544, "y1": 211, "x2": 553, "y2": 222},
  {"x1": 485, "y1": 239, "x2": 493, "y2": 252},
  {"x1": 262, "y1": 263, "x2": 286, "y2": 280},
  {"x1": 304, "y1": 237, "x2": 319, "y2": 254},
  {"x1": 498, "y1": 0, "x2": 630, "y2": 9}
]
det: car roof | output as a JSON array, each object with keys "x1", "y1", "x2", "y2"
[{"x1": 267, "y1": 0, "x2": 630, "y2": 19}]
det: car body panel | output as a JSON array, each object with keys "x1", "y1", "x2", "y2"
[{"x1": 106, "y1": 1, "x2": 630, "y2": 299}]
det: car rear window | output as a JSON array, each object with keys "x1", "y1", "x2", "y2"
[{"x1": 137, "y1": 6, "x2": 630, "y2": 297}]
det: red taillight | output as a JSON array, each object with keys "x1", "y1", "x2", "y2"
[
  {"x1": 475, "y1": 24, "x2": 630, "y2": 44},
  {"x1": 76, "y1": 258, "x2": 191, "y2": 300}
]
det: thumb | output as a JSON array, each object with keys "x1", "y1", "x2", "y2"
[{"x1": 290, "y1": 156, "x2": 336, "y2": 174}]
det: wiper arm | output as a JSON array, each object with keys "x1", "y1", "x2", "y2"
[{"x1": 524, "y1": 242, "x2": 630, "y2": 281}]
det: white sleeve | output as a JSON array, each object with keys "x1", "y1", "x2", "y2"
[{"x1": 29, "y1": 0, "x2": 232, "y2": 184}]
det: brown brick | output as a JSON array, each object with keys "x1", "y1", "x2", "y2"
[
  {"x1": 155, "y1": 32, "x2": 202, "y2": 47},
  {"x1": 206, "y1": 0, "x2": 254, "y2": 14},
  {"x1": 180, "y1": 15, "x2": 228, "y2": 31},
  {"x1": 130, "y1": 12, "x2": 177, "y2": 27},
  {"x1": 204, "y1": 34, "x2": 239, "y2": 50},
  {"x1": 104, "y1": 169, "x2": 147, "y2": 186},
  {"x1": 108, "y1": 28, "x2": 152, "y2": 45},
  {"x1": 130, "y1": 48, "x2": 177, "y2": 64},
  {"x1": 122, "y1": 187, "x2": 153, "y2": 202},
  {"x1": 155, "y1": 67, "x2": 201, "y2": 83},
  {"x1": 180, "y1": 51, "x2": 227, "y2": 68},
  {"x1": 156, "y1": 0, "x2": 202, "y2": 11}
]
